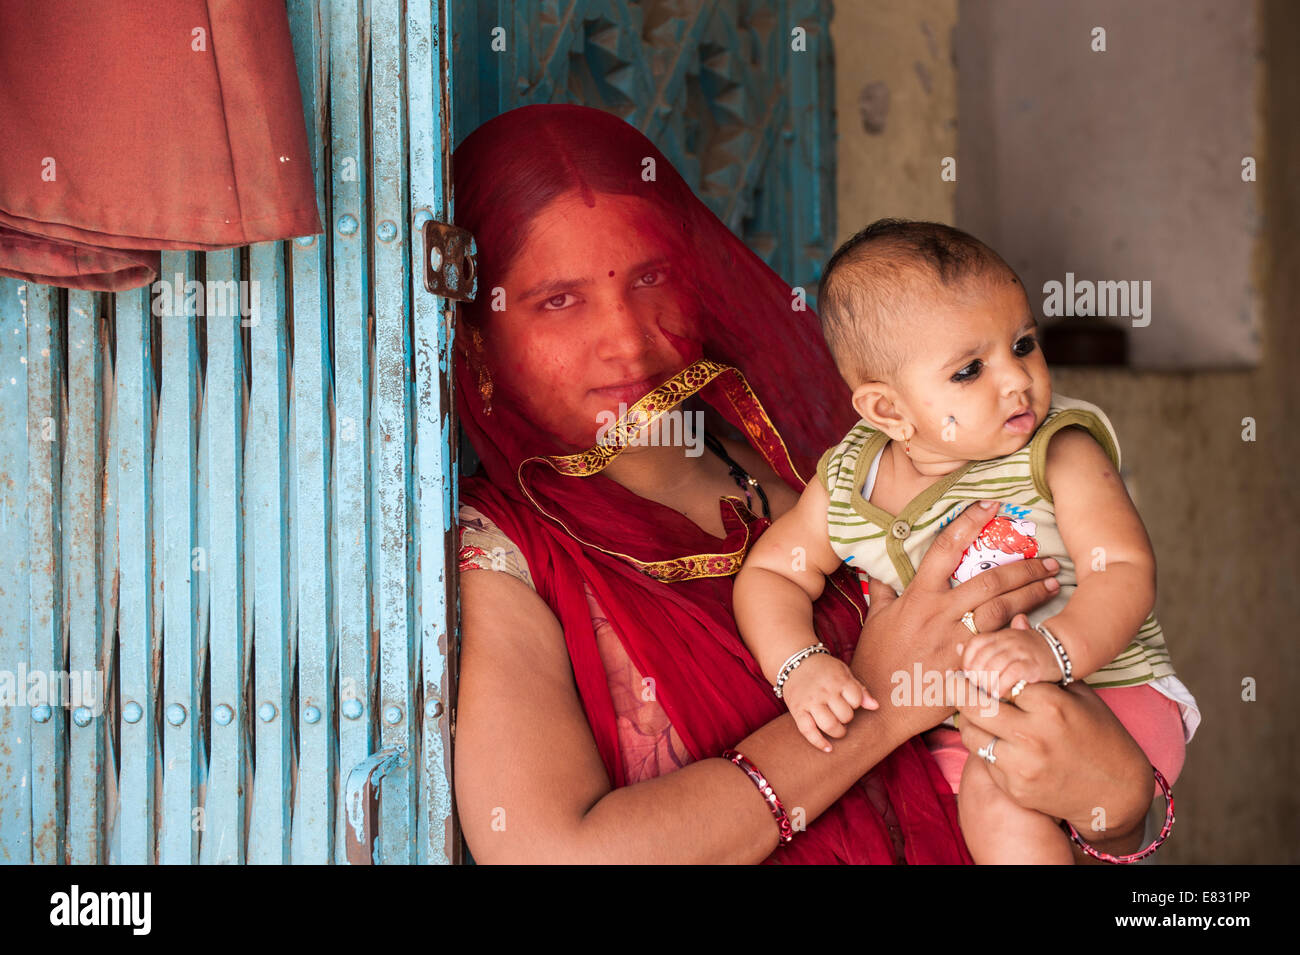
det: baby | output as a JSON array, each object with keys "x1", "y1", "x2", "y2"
[{"x1": 734, "y1": 219, "x2": 1199, "y2": 864}]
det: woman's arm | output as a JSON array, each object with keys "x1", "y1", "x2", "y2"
[
  {"x1": 455, "y1": 567, "x2": 918, "y2": 863},
  {"x1": 455, "y1": 499, "x2": 1063, "y2": 863}
]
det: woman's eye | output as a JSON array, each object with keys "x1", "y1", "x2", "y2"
[
  {"x1": 635, "y1": 268, "x2": 666, "y2": 288},
  {"x1": 542, "y1": 292, "x2": 576, "y2": 310},
  {"x1": 951, "y1": 360, "x2": 982, "y2": 383},
  {"x1": 1013, "y1": 335, "x2": 1038, "y2": 357}
]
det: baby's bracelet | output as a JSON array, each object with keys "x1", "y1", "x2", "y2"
[
  {"x1": 722, "y1": 749, "x2": 795, "y2": 846},
  {"x1": 1063, "y1": 766, "x2": 1174, "y2": 863},
  {"x1": 773, "y1": 643, "x2": 828, "y2": 699},
  {"x1": 1034, "y1": 622, "x2": 1074, "y2": 686}
]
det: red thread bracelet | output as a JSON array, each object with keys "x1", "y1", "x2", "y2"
[
  {"x1": 1063, "y1": 766, "x2": 1174, "y2": 863},
  {"x1": 722, "y1": 749, "x2": 795, "y2": 846}
]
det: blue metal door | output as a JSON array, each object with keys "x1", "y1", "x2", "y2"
[{"x1": 0, "y1": 0, "x2": 462, "y2": 865}]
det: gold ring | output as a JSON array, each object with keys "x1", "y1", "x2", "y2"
[{"x1": 960, "y1": 611, "x2": 979, "y2": 635}]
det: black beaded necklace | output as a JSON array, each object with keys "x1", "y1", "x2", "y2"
[{"x1": 702, "y1": 430, "x2": 771, "y2": 520}]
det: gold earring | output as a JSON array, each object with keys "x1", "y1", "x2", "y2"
[
  {"x1": 903, "y1": 433, "x2": 912, "y2": 456},
  {"x1": 469, "y1": 325, "x2": 493, "y2": 416}
]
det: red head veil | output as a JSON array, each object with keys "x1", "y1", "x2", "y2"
[{"x1": 453, "y1": 103, "x2": 969, "y2": 864}]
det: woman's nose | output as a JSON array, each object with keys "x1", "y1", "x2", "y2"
[{"x1": 594, "y1": 290, "x2": 658, "y2": 359}]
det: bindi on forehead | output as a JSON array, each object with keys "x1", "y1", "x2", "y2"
[{"x1": 608, "y1": 270, "x2": 614, "y2": 277}]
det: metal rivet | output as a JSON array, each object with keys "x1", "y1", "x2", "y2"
[
  {"x1": 377, "y1": 220, "x2": 398, "y2": 242},
  {"x1": 342, "y1": 698, "x2": 363, "y2": 720},
  {"x1": 214, "y1": 703, "x2": 233, "y2": 726},
  {"x1": 413, "y1": 209, "x2": 433, "y2": 229},
  {"x1": 294, "y1": 234, "x2": 316, "y2": 248},
  {"x1": 336, "y1": 214, "x2": 359, "y2": 236},
  {"x1": 424, "y1": 699, "x2": 443, "y2": 720},
  {"x1": 303, "y1": 705, "x2": 321, "y2": 725},
  {"x1": 32, "y1": 704, "x2": 52, "y2": 723},
  {"x1": 166, "y1": 703, "x2": 187, "y2": 726},
  {"x1": 73, "y1": 706, "x2": 93, "y2": 727},
  {"x1": 258, "y1": 702, "x2": 277, "y2": 723},
  {"x1": 384, "y1": 705, "x2": 402, "y2": 725},
  {"x1": 122, "y1": 701, "x2": 143, "y2": 724}
]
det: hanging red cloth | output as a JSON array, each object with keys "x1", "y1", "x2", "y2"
[{"x1": 0, "y1": 0, "x2": 322, "y2": 291}]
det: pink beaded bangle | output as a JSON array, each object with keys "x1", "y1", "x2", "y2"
[
  {"x1": 1063, "y1": 766, "x2": 1175, "y2": 863},
  {"x1": 722, "y1": 749, "x2": 795, "y2": 846}
]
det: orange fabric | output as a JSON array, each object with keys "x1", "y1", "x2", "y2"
[{"x1": 0, "y1": 0, "x2": 322, "y2": 290}]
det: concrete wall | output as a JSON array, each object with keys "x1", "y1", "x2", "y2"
[
  {"x1": 831, "y1": 0, "x2": 958, "y2": 227},
  {"x1": 829, "y1": 0, "x2": 1299, "y2": 863},
  {"x1": 954, "y1": 0, "x2": 1260, "y2": 370}
]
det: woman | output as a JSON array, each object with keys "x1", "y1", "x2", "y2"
[{"x1": 452, "y1": 104, "x2": 1165, "y2": 863}]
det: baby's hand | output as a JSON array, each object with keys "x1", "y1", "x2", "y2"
[
  {"x1": 959, "y1": 620, "x2": 1061, "y2": 698},
  {"x1": 781, "y1": 653, "x2": 876, "y2": 752}
]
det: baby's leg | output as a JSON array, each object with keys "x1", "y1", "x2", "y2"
[
  {"x1": 1094, "y1": 684, "x2": 1187, "y2": 795},
  {"x1": 958, "y1": 754, "x2": 1074, "y2": 864}
]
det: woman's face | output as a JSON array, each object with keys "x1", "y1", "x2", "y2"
[{"x1": 483, "y1": 190, "x2": 703, "y2": 450}]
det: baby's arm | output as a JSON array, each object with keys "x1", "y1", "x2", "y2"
[
  {"x1": 1039, "y1": 425, "x2": 1157, "y2": 678},
  {"x1": 734, "y1": 477, "x2": 875, "y2": 750},
  {"x1": 961, "y1": 426, "x2": 1155, "y2": 691}
]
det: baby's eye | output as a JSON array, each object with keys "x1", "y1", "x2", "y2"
[
  {"x1": 951, "y1": 360, "x2": 983, "y2": 383},
  {"x1": 1013, "y1": 335, "x2": 1038, "y2": 357},
  {"x1": 542, "y1": 292, "x2": 577, "y2": 310}
]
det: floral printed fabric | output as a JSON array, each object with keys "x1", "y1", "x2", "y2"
[{"x1": 458, "y1": 504, "x2": 694, "y2": 783}]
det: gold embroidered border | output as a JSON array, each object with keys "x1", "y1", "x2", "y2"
[
  {"x1": 535, "y1": 359, "x2": 729, "y2": 477},
  {"x1": 515, "y1": 358, "x2": 790, "y2": 581}
]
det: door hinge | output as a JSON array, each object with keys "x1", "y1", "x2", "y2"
[{"x1": 422, "y1": 220, "x2": 477, "y2": 302}]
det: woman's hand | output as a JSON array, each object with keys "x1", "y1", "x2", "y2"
[
  {"x1": 953, "y1": 623, "x2": 1154, "y2": 859},
  {"x1": 850, "y1": 499, "x2": 1062, "y2": 736}
]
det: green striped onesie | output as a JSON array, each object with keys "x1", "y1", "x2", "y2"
[{"x1": 816, "y1": 394, "x2": 1176, "y2": 691}]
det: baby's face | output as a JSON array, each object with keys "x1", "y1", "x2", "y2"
[{"x1": 891, "y1": 278, "x2": 1051, "y2": 462}]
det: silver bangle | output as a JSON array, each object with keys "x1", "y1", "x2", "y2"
[
  {"x1": 1034, "y1": 623, "x2": 1073, "y2": 686},
  {"x1": 773, "y1": 643, "x2": 828, "y2": 699}
]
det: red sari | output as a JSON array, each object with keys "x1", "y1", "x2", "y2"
[{"x1": 453, "y1": 104, "x2": 971, "y2": 864}]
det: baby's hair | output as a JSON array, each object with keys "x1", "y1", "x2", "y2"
[{"x1": 816, "y1": 218, "x2": 1021, "y2": 385}]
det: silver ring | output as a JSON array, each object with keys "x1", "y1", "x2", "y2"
[
  {"x1": 977, "y1": 738, "x2": 998, "y2": 764},
  {"x1": 960, "y1": 611, "x2": 979, "y2": 635},
  {"x1": 1009, "y1": 679, "x2": 1028, "y2": 701}
]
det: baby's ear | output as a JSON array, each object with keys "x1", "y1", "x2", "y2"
[{"x1": 851, "y1": 383, "x2": 902, "y2": 434}]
